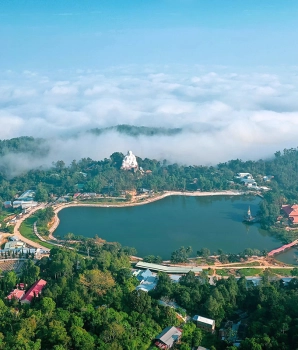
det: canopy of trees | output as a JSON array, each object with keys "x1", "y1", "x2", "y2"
[{"x1": 0, "y1": 245, "x2": 298, "y2": 349}]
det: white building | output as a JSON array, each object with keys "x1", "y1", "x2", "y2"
[{"x1": 121, "y1": 151, "x2": 138, "y2": 170}]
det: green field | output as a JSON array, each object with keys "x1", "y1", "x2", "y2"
[
  {"x1": 19, "y1": 216, "x2": 54, "y2": 249},
  {"x1": 238, "y1": 268, "x2": 263, "y2": 276},
  {"x1": 271, "y1": 268, "x2": 294, "y2": 277},
  {"x1": 216, "y1": 269, "x2": 231, "y2": 276}
]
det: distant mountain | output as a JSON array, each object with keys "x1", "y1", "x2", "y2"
[
  {"x1": 87, "y1": 125, "x2": 183, "y2": 137},
  {"x1": 0, "y1": 136, "x2": 49, "y2": 157},
  {"x1": 0, "y1": 125, "x2": 183, "y2": 156}
]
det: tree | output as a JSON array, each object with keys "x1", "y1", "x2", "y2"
[
  {"x1": 80, "y1": 269, "x2": 115, "y2": 296},
  {"x1": 197, "y1": 248, "x2": 210, "y2": 258},
  {"x1": 171, "y1": 246, "x2": 192, "y2": 263},
  {"x1": 125, "y1": 193, "x2": 132, "y2": 201},
  {"x1": 35, "y1": 184, "x2": 49, "y2": 202},
  {"x1": 45, "y1": 320, "x2": 70, "y2": 348},
  {"x1": 70, "y1": 326, "x2": 95, "y2": 350},
  {"x1": 40, "y1": 297, "x2": 56, "y2": 316},
  {"x1": 129, "y1": 290, "x2": 152, "y2": 313}
]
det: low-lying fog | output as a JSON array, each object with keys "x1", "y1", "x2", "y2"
[{"x1": 1, "y1": 67, "x2": 298, "y2": 175}]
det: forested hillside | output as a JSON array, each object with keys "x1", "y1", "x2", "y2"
[{"x1": 1, "y1": 247, "x2": 298, "y2": 349}]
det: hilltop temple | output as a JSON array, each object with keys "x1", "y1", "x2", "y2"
[{"x1": 121, "y1": 151, "x2": 138, "y2": 170}]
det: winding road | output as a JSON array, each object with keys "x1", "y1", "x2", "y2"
[{"x1": 13, "y1": 204, "x2": 48, "y2": 249}]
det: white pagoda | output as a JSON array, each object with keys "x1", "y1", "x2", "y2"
[{"x1": 121, "y1": 151, "x2": 138, "y2": 170}]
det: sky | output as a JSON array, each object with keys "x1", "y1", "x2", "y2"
[
  {"x1": 1, "y1": 0, "x2": 298, "y2": 69},
  {"x1": 1, "y1": 0, "x2": 298, "y2": 171}
]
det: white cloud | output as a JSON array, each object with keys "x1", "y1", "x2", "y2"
[{"x1": 1, "y1": 66, "x2": 298, "y2": 173}]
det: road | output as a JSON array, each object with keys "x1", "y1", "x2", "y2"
[{"x1": 13, "y1": 204, "x2": 48, "y2": 249}]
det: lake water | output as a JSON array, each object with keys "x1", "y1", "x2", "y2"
[{"x1": 54, "y1": 195, "x2": 289, "y2": 260}]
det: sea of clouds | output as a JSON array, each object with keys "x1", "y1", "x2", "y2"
[{"x1": 1, "y1": 65, "x2": 298, "y2": 174}]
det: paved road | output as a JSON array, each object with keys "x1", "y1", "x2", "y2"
[{"x1": 13, "y1": 204, "x2": 48, "y2": 249}]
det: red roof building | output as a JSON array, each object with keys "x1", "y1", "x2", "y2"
[
  {"x1": 20, "y1": 279, "x2": 47, "y2": 304},
  {"x1": 281, "y1": 204, "x2": 298, "y2": 224},
  {"x1": 7, "y1": 289, "x2": 25, "y2": 301}
]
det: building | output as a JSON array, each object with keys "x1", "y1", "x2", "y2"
[
  {"x1": 7, "y1": 289, "x2": 25, "y2": 301},
  {"x1": 4, "y1": 201, "x2": 12, "y2": 208},
  {"x1": 193, "y1": 315, "x2": 215, "y2": 333},
  {"x1": 281, "y1": 204, "x2": 298, "y2": 224},
  {"x1": 4, "y1": 241, "x2": 26, "y2": 250},
  {"x1": 18, "y1": 190, "x2": 35, "y2": 200},
  {"x1": 134, "y1": 269, "x2": 158, "y2": 292},
  {"x1": 9, "y1": 235, "x2": 20, "y2": 241},
  {"x1": 240, "y1": 178, "x2": 257, "y2": 186},
  {"x1": 154, "y1": 326, "x2": 182, "y2": 349},
  {"x1": 236, "y1": 173, "x2": 252, "y2": 178},
  {"x1": 13, "y1": 200, "x2": 38, "y2": 209},
  {"x1": 135, "y1": 261, "x2": 202, "y2": 274},
  {"x1": 20, "y1": 279, "x2": 47, "y2": 304}
]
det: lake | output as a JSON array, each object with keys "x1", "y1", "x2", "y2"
[{"x1": 54, "y1": 195, "x2": 287, "y2": 260}]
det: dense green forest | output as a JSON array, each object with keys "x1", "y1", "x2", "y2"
[{"x1": 1, "y1": 247, "x2": 298, "y2": 349}]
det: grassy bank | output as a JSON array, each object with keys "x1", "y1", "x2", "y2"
[{"x1": 19, "y1": 216, "x2": 54, "y2": 249}]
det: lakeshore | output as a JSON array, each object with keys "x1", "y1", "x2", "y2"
[
  {"x1": 11, "y1": 190, "x2": 298, "y2": 266},
  {"x1": 52, "y1": 194, "x2": 279, "y2": 259}
]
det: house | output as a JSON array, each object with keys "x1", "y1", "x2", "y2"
[
  {"x1": 154, "y1": 326, "x2": 182, "y2": 349},
  {"x1": 281, "y1": 204, "x2": 298, "y2": 224},
  {"x1": 193, "y1": 315, "x2": 215, "y2": 333},
  {"x1": 135, "y1": 269, "x2": 158, "y2": 292},
  {"x1": 20, "y1": 279, "x2": 47, "y2": 304},
  {"x1": 7, "y1": 289, "x2": 25, "y2": 301}
]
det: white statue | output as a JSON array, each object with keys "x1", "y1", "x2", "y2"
[{"x1": 121, "y1": 151, "x2": 138, "y2": 170}]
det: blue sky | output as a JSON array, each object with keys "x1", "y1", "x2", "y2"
[{"x1": 1, "y1": 0, "x2": 298, "y2": 69}]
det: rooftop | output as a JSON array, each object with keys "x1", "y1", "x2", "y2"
[
  {"x1": 155, "y1": 326, "x2": 182, "y2": 347},
  {"x1": 135, "y1": 261, "x2": 202, "y2": 274},
  {"x1": 20, "y1": 279, "x2": 47, "y2": 304},
  {"x1": 7, "y1": 289, "x2": 25, "y2": 300},
  {"x1": 193, "y1": 315, "x2": 215, "y2": 326}
]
